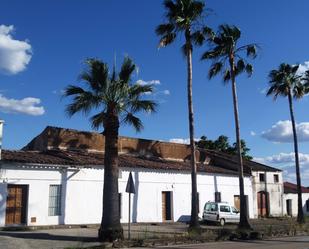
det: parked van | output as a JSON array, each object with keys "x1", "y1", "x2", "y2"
[{"x1": 202, "y1": 202, "x2": 240, "y2": 226}]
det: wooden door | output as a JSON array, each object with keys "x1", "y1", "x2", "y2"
[
  {"x1": 5, "y1": 185, "x2": 28, "y2": 225},
  {"x1": 257, "y1": 191, "x2": 268, "y2": 217},
  {"x1": 162, "y1": 191, "x2": 172, "y2": 221},
  {"x1": 234, "y1": 195, "x2": 240, "y2": 210},
  {"x1": 162, "y1": 192, "x2": 166, "y2": 221}
]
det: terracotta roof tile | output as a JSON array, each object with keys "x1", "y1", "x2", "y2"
[
  {"x1": 284, "y1": 181, "x2": 309, "y2": 193},
  {"x1": 1, "y1": 149, "x2": 245, "y2": 176}
]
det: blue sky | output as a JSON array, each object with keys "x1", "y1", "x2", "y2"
[{"x1": 1, "y1": 0, "x2": 309, "y2": 184}]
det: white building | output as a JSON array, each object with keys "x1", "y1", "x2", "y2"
[
  {"x1": 0, "y1": 126, "x2": 283, "y2": 227},
  {"x1": 283, "y1": 182, "x2": 309, "y2": 217}
]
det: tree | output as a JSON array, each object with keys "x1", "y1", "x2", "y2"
[
  {"x1": 155, "y1": 0, "x2": 211, "y2": 229},
  {"x1": 64, "y1": 57, "x2": 157, "y2": 241},
  {"x1": 267, "y1": 63, "x2": 309, "y2": 224},
  {"x1": 201, "y1": 24, "x2": 257, "y2": 229},
  {"x1": 196, "y1": 135, "x2": 253, "y2": 160}
]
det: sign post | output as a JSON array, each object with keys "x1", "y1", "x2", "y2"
[{"x1": 125, "y1": 171, "x2": 135, "y2": 240}]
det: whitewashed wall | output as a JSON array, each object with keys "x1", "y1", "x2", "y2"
[
  {"x1": 0, "y1": 164, "x2": 254, "y2": 227},
  {"x1": 251, "y1": 171, "x2": 284, "y2": 217},
  {"x1": 283, "y1": 193, "x2": 309, "y2": 217}
]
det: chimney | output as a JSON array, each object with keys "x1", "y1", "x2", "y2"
[{"x1": 0, "y1": 120, "x2": 4, "y2": 160}]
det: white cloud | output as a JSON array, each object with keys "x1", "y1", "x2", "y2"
[
  {"x1": 0, "y1": 94, "x2": 45, "y2": 116},
  {"x1": 254, "y1": 152, "x2": 309, "y2": 166},
  {"x1": 169, "y1": 138, "x2": 199, "y2": 144},
  {"x1": 250, "y1": 131, "x2": 256, "y2": 136},
  {"x1": 259, "y1": 87, "x2": 267, "y2": 95},
  {"x1": 261, "y1": 120, "x2": 309, "y2": 143},
  {"x1": 162, "y1": 89, "x2": 170, "y2": 95},
  {"x1": 52, "y1": 89, "x2": 65, "y2": 95},
  {"x1": 0, "y1": 25, "x2": 32, "y2": 74},
  {"x1": 253, "y1": 152, "x2": 309, "y2": 185},
  {"x1": 136, "y1": 79, "x2": 161, "y2": 86},
  {"x1": 297, "y1": 61, "x2": 309, "y2": 75}
]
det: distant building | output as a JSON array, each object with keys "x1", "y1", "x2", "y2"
[
  {"x1": 283, "y1": 182, "x2": 309, "y2": 217},
  {"x1": 0, "y1": 126, "x2": 283, "y2": 227}
]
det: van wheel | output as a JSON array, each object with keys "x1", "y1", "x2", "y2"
[{"x1": 220, "y1": 218, "x2": 225, "y2": 226}]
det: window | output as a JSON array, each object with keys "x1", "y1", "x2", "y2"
[
  {"x1": 205, "y1": 203, "x2": 217, "y2": 212},
  {"x1": 232, "y1": 207, "x2": 239, "y2": 214},
  {"x1": 215, "y1": 192, "x2": 221, "y2": 202},
  {"x1": 274, "y1": 174, "x2": 279, "y2": 183},
  {"x1": 48, "y1": 185, "x2": 62, "y2": 216},
  {"x1": 220, "y1": 205, "x2": 230, "y2": 213},
  {"x1": 259, "y1": 173, "x2": 265, "y2": 182},
  {"x1": 306, "y1": 199, "x2": 309, "y2": 212}
]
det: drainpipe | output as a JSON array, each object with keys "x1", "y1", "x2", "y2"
[{"x1": 0, "y1": 120, "x2": 4, "y2": 160}]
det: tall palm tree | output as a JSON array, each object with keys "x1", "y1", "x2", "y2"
[
  {"x1": 155, "y1": 0, "x2": 211, "y2": 229},
  {"x1": 267, "y1": 63, "x2": 308, "y2": 224},
  {"x1": 201, "y1": 24, "x2": 257, "y2": 229},
  {"x1": 64, "y1": 57, "x2": 157, "y2": 241}
]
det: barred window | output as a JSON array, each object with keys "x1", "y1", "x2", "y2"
[{"x1": 48, "y1": 185, "x2": 62, "y2": 216}]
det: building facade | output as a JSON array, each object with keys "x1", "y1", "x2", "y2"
[{"x1": 0, "y1": 126, "x2": 284, "y2": 227}]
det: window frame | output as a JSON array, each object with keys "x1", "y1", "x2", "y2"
[
  {"x1": 48, "y1": 184, "x2": 62, "y2": 216},
  {"x1": 259, "y1": 173, "x2": 265, "y2": 182},
  {"x1": 274, "y1": 174, "x2": 279, "y2": 183}
]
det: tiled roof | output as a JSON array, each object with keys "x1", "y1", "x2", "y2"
[
  {"x1": 1, "y1": 149, "x2": 245, "y2": 176},
  {"x1": 204, "y1": 149, "x2": 282, "y2": 172},
  {"x1": 284, "y1": 182, "x2": 309, "y2": 194}
]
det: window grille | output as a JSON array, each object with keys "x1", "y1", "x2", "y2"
[{"x1": 48, "y1": 185, "x2": 62, "y2": 216}]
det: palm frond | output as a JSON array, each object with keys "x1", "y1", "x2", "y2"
[
  {"x1": 155, "y1": 23, "x2": 175, "y2": 36},
  {"x1": 119, "y1": 57, "x2": 135, "y2": 83},
  {"x1": 63, "y1": 85, "x2": 86, "y2": 97},
  {"x1": 191, "y1": 30, "x2": 205, "y2": 46},
  {"x1": 223, "y1": 69, "x2": 231, "y2": 82},
  {"x1": 90, "y1": 111, "x2": 107, "y2": 130},
  {"x1": 235, "y1": 59, "x2": 245, "y2": 75},
  {"x1": 246, "y1": 45, "x2": 257, "y2": 58},
  {"x1": 122, "y1": 113, "x2": 144, "y2": 132},
  {"x1": 158, "y1": 32, "x2": 177, "y2": 48},
  {"x1": 130, "y1": 84, "x2": 155, "y2": 98},
  {"x1": 65, "y1": 90, "x2": 100, "y2": 117},
  {"x1": 80, "y1": 59, "x2": 109, "y2": 92},
  {"x1": 208, "y1": 62, "x2": 223, "y2": 79},
  {"x1": 201, "y1": 47, "x2": 222, "y2": 60},
  {"x1": 245, "y1": 63, "x2": 253, "y2": 76},
  {"x1": 130, "y1": 100, "x2": 157, "y2": 113}
]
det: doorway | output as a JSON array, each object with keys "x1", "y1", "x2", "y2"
[
  {"x1": 286, "y1": 199, "x2": 292, "y2": 216},
  {"x1": 257, "y1": 191, "x2": 269, "y2": 217},
  {"x1": 162, "y1": 191, "x2": 173, "y2": 221},
  {"x1": 5, "y1": 184, "x2": 28, "y2": 225},
  {"x1": 234, "y1": 195, "x2": 249, "y2": 213}
]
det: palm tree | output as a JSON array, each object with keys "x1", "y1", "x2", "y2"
[
  {"x1": 155, "y1": 0, "x2": 211, "y2": 229},
  {"x1": 201, "y1": 24, "x2": 257, "y2": 229},
  {"x1": 64, "y1": 57, "x2": 157, "y2": 241},
  {"x1": 267, "y1": 63, "x2": 308, "y2": 224}
]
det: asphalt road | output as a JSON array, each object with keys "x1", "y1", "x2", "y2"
[
  {"x1": 147, "y1": 236, "x2": 309, "y2": 249},
  {"x1": 0, "y1": 227, "x2": 308, "y2": 249}
]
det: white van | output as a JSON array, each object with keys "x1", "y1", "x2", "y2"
[{"x1": 202, "y1": 202, "x2": 240, "y2": 226}]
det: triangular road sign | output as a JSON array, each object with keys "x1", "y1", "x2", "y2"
[{"x1": 126, "y1": 172, "x2": 135, "y2": 194}]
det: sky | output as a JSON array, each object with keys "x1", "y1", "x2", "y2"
[{"x1": 1, "y1": 0, "x2": 309, "y2": 185}]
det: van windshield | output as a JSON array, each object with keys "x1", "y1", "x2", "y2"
[{"x1": 205, "y1": 203, "x2": 218, "y2": 212}]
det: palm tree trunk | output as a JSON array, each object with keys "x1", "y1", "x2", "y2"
[
  {"x1": 98, "y1": 109, "x2": 123, "y2": 241},
  {"x1": 185, "y1": 30, "x2": 199, "y2": 229},
  {"x1": 288, "y1": 92, "x2": 304, "y2": 224},
  {"x1": 229, "y1": 55, "x2": 251, "y2": 230}
]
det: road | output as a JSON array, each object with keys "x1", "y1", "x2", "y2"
[
  {"x1": 0, "y1": 227, "x2": 308, "y2": 249},
  {"x1": 143, "y1": 236, "x2": 309, "y2": 249}
]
